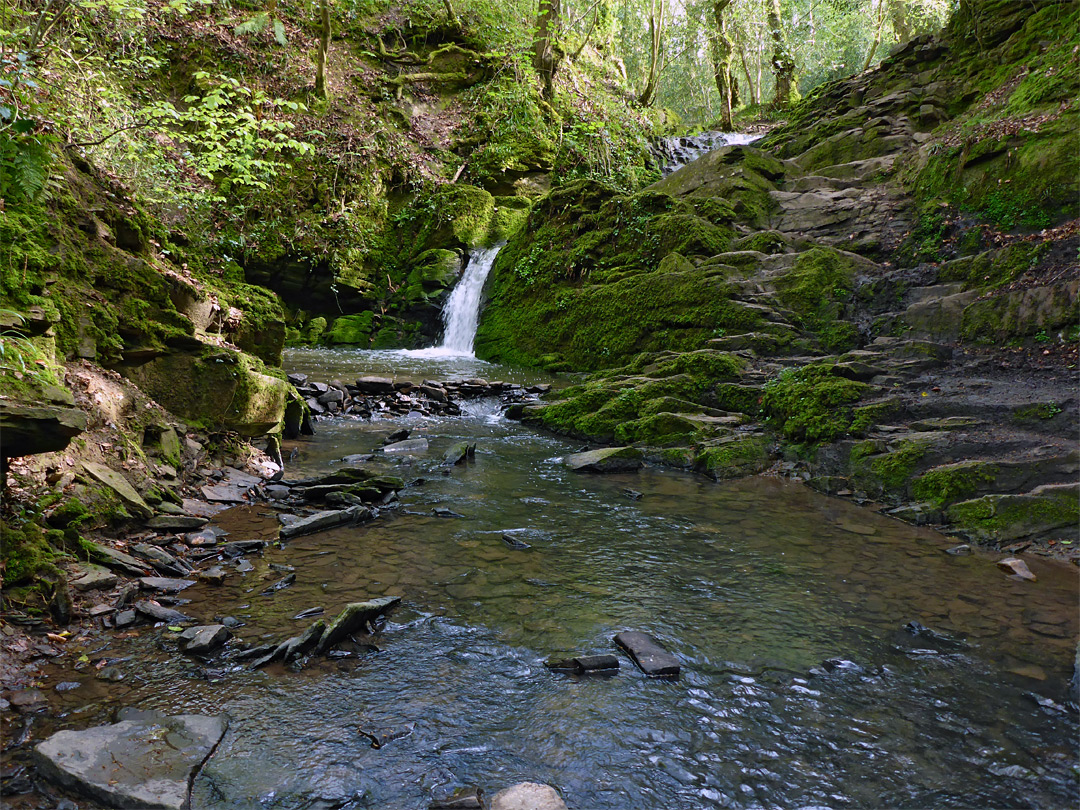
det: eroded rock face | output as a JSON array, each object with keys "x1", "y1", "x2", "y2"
[
  {"x1": 34, "y1": 712, "x2": 227, "y2": 810},
  {"x1": 0, "y1": 402, "x2": 87, "y2": 460}
]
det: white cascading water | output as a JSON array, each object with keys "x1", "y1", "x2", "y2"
[
  {"x1": 408, "y1": 244, "x2": 502, "y2": 358},
  {"x1": 655, "y1": 131, "x2": 760, "y2": 175}
]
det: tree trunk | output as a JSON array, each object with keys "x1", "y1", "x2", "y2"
[
  {"x1": 887, "y1": 0, "x2": 913, "y2": 43},
  {"x1": 709, "y1": 0, "x2": 735, "y2": 130},
  {"x1": 638, "y1": 0, "x2": 665, "y2": 106},
  {"x1": 315, "y1": 0, "x2": 330, "y2": 98},
  {"x1": 861, "y1": 0, "x2": 887, "y2": 72},
  {"x1": 767, "y1": 0, "x2": 796, "y2": 109},
  {"x1": 534, "y1": 0, "x2": 562, "y2": 102}
]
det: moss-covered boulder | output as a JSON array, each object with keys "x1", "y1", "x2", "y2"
[{"x1": 121, "y1": 348, "x2": 289, "y2": 436}]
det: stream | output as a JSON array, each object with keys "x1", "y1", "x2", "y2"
[{"x1": 27, "y1": 347, "x2": 1079, "y2": 809}]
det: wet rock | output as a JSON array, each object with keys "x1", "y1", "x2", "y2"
[
  {"x1": 443, "y1": 441, "x2": 475, "y2": 465},
  {"x1": 564, "y1": 446, "x2": 644, "y2": 473},
  {"x1": 502, "y1": 533, "x2": 531, "y2": 549},
  {"x1": 382, "y1": 427, "x2": 411, "y2": 444},
  {"x1": 34, "y1": 712, "x2": 227, "y2": 810},
  {"x1": 279, "y1": 506, "x2": 371, "y2": 539},
  {"x1": 221, "y1": 539, "x2": 267, "y2": 557},
  {"x1": 433, "y1": 506, "x2": 465, "y2": 518},
  {"x1": 430, "y1": 786, "x2": 483, "y2": 809},
  {"x1": 178, "y1": 625, "x2": 231, "y2": 655},
  {"x1": 114, "y1": 609, "x2": 137, "y2": 628},
  {"x1": 623, "y1": 488, "x2": 644, "y2": 500},
  {"x1": 138, "y1": 577, "x2": 196, "y2": 593},
  {"x1": 135, "y1": 600, "x2": 195, "y2": 624},
  {"x1": 822, "y1": 658, "x2": 865, "y2": 674},
  {"x1": 945, "y1": 544, "x2": 972, "y2": 556},
  {"x1": 6, "y1": 689, "x2": 46, "y2": 713},
  {"x1": 89, "y1": 542, "x2": 151, "y2": 577},
  {"x1": 341, "y1": 453, "x2": 374, "y2": 464},
  {"x1": 614, "y1": 631, "x2": 680, "y2": 678},
  {"x1": 71, "y1": 565, "x2": 119, "y2": 592},
  {"x1": 264, "y1": 484, "x2": 291, "y2": 500},
  {"x1": 235, "y1": 559, "x2": 255, "y2": 573},
  {"x1": 382, "y1": 437, "x2": 429, "y2": 454},
  {"x1": 201, "y1": 484, "x2": 249, "y2": 503},
  {"x1": 293, "y1": 607, "x2": 324, "y2": 620},
  {"x1": 55, "y1": 682, "x2": 82, "y2": 692},
  {"x1": 315, "y1": 596, "x2": 402, "y2": 654},
  {"x1": 198, "y1": 566, "x2": 228, "y2": 586},
  {"x1": 489, "y1": 782, "x2": 567, "y2": 810},
  {"x1": 287, "y1": 372, "x2": 308, "y2": 386},
  {"x1": 185, "y1": 528, "x2": 219, "y2": 547},
  {"x1": 96, "y1": 666, "x2": 126, "y2": 682},
  {"x1": 283, "y1": 619, "x2": 326, "y2": 662},
  {"x1": 260, "y1": 573, "x2": 296, "y2": 595},
  {"x1": 82, "y1": 462, "x2": 153, "y2": 519},
  {"x1": 545, "y1": 654, "x2": 619, "y2": 675},
  {"x1": 130, "y1": 543, "x2": 191, "y2": 576},
  {"x1": 145, "y1": 515, "x2": 208, "y2": 530},
  {"x1": 997, "y1": 557, "x2": 1037, "y2": 581}
]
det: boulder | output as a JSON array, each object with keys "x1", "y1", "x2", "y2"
[
  {"x1": 444, "y1": 441, "x2": 475, "y2": 465},
  {"x1": 34, "y1": 712, "x2": 227, "y2": 810},
  {"x1": 564, "y1": 446, "x2": 643, "y2": 473},
  {"x1": 489, "y1": 782, "x2": 568, "y2": 810},
  {"x1": 356, "y1": 376, "x2": 395, "y2": 394},
  {"x1": 178, "y1": 625, "x2": 231, "y2": 655}
]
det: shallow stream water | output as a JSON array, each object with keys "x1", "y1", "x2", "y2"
[{"x1": 30, "y1": 350, "x2": 1080, "y2": 809}]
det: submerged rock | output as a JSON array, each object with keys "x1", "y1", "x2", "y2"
[
  {"x1": 564, "y1": 446, "x2": 644, "y2": 473},
  {"x1": 279, "y1": 505, "x2": 370, "y2": 539},
  {"x1": 34, "y1": 712, "x2": 227, "y2": 810},
  {"x1": 489, "y1": 782, "x2": 568, "y2": 810},
  {"x1": 997, "y1": 557, "x2": 1037, "y2": 581}
]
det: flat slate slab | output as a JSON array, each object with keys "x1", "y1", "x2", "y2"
[
  {"x1": 83, "y1": 462, "x2": 153, "y2": 519},
  {"x1": 564, "y1": 446, "x2": 643, "y2": 473},
  {"x1": 382, "y1": 438, "x2": 429, "y2": 454},
  {"x1": 614, "y1": 631, "x2": 680, "y2": 679},
  {"x1": 139, "y1": 577, "x2": 196, "y2": 593},
  {"x1": 34, "y1": 712, "x2": 227, "y2": 810},
  {"x1": 279, "y1": 505, "x2": 369, "y2": 539},
  {"x1": 146, "y1": 515, "x2": 207, "y2": 530}
]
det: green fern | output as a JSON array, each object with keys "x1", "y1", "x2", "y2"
[{"x1": 0, "y1": 135, "x2": 52, "y2": 203}]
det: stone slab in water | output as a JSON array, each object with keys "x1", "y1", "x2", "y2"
[
  {"x1": 356, "y1": 376, "x2": 395, "y2": 393},
  {"x1": 489, "y1": 782, "x2": 567, "y2": 810},
  {"x1": 139, "y1": 577, "x2": 196, "y2": 593},
  {"x1": 614, "y1": 631, "x2": 680, "y2": 678},
  {"x1": 34, "y1": 712, "x2": 227, "y2": 810},
  {"x1": 279, "y1": 505, "x2": 369, "y2": 539},
  {"x1": 564, "y1": 446, "x2": 643, "y2": 473},
  {"x1": 316, "y1": 596, "x2": 402, "y2": 653},
  {"x1": 382, "y1": 438, "x2": 429, "y2": 454},
  {"x1": 145, "y1": 515, "x2": 208, "y2": 530},
  {"x1": 179, "y1": 624, "x2": 231, "y2": 655}
]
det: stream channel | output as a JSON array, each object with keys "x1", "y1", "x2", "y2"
[{"x1": 33, "y1": 346, "x2": 1079, "y2": 809}]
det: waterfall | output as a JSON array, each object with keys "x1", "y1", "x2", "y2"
[
  {"x1": 654, "y1": 131, "x2": 760, "y2": 176},
  {"x1": 411, "y1": 244, "x2": 502, "y2": 358}
]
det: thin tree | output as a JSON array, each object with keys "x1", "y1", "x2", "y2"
[
  {"x1": 638, "y1": 0, "x2": 666, "y2": 106},
  {"x1": 534, "y1": 0, "x2": 562, "y2": 102},
  {"x1": 766, "y1": 0, "x2": 796, "y2": 109},
  {"x1": 315, "y1": 0, "x2": 330, "y2": 98},
  {"x1": 709, "y1": 0, "x2": 735, "y2": 130}
]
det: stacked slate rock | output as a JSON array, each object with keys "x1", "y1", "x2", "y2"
[{"x1": 287, "y1": 373, "x2": 549, "y2": 421}]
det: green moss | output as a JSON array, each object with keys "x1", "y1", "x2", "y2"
[
  {"x1": 946, "y1": 488, "x2": 1080, "y2": 541},
  {"x1": 695, "y1": 436, "x2": 772, "y2": 480},
  {"x1": 912, "y1": 461, "x2": 999, "y2": 507},
  {"x1": 325, "y1": 312, "x2": 376, "y2": 345},
  {"x1": 615, "y1": 412, "x2": 702, "y2": 446},
  {"x1": 772, "y1": 247, "x2": 859, "y2": 352},
  {"x1": 0, "y1": 520, "x2": 58, "y2": 586},
  {"x1": 760, "y1": 364, "x2": 868, "y2": 443},
  {"x1": 1012, "y1": 402, "x2": 1064, "y2": 423}
]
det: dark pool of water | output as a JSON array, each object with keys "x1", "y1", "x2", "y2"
[{"x1": 24, "y1": 352, "x2": 1080, "y2": 809}]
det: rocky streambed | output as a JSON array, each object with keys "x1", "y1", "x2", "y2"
[{"x1": 2, "y1": 354, "x2": 1078, "y2": 809}]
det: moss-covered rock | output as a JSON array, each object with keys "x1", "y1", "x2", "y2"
[
  {"x1": 121, "y1": 348, "x2": 289, "y2": 436},
  {"x1": 945, "y1": 483, "x2": 1079, "y2": 543}
]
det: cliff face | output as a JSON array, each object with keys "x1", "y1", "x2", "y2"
[{"x1": 477, "y1": 0, "x2": 1078, "y2": 552}]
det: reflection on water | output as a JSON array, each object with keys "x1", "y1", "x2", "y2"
[{"x1": 33, "y1": 353, "x2": 1079, "y2": 809}]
